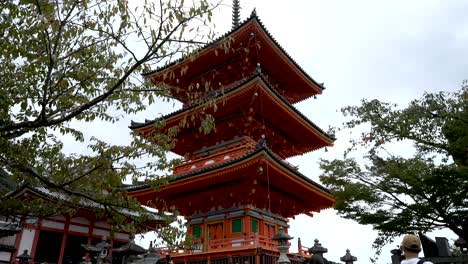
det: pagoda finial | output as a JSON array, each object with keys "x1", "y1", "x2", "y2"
[
  {"x1": 250, "y1": 8, "x2": 257, "y2": 18},
  {"x1": 232, "y1": 0, "x2": 241, "y2": 29}
]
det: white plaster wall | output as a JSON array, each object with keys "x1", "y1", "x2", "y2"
[
  {"x1": 18, "y1": 229, "x2": 35, "y2": 255},
  {"x1": 94, "y1": 221, "x2": 110, "y2": 228},
  {"x1": 24, "y1": 218, "x2": 38, "y2": 225},
  {"x1": 93, "y1": 229, "x2": 109, "y2": 237},
  {"x1": 114, "y1": 233, "x2": 129, "y2": 241},
  {"x1": 71, "y1": 217, "x2": 90, "y2": 225},
  {"x1": 0, "y1": 252, "x2": 12, "y2": 262},
  {"x1": 69, "y1": 224, "x2": 89, "y2": 234},
  {"x1": 42, "y1": 220, "x2": 65, "y2": 230}
]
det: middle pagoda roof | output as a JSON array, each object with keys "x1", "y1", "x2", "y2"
[
  {"x1": 142, "y1": 12, "x2": 325, "y2": 105},
  {"x1": 130, "y1": 73, "x2": 334, "y2": 159}
]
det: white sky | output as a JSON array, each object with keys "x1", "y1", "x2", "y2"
[
  {"x1": 61, "y1": 0, "x2": 468, "y2": 263},
  {"x1": 200, "y1": 1, "x2": 466, "y2": 263}
]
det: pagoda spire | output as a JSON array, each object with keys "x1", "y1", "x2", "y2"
[{"x1": 232, "y1": 0, "x2": 240, "y2": 29}]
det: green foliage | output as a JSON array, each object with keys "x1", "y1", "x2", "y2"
[
  {"x1": 152, "y1": 208, "x2": 194, "y2": 251},
  {"x1": 320, "y1": 83, "x2": 468, "y2": 259},
  {"x1": 0, "y1": 0, "x2": 218, "y2": 236}
]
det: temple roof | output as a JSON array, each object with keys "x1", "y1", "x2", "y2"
[
  {"x1": 126, "y1": 145, "x2": 330, "y2": 194},
  {"x1": 142, "y1": 11, "x2": 325, "y2": 104},
  {"x1": 0, "y1": 220, "x2": 20, "y2": 238},
  {"x1": 131, "y1": 72, "x2": 329, "y2": 132},
  {"x1": 126, "y1": 145, "x2": 334, "y2": 217},
  {"x1": 130, "y1": 72, "x2": 334, "y2": 158},
  {"x1": 7, "y1": 185, "x2": 166, "y2": 224}
]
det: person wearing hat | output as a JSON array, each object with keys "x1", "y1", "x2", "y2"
[{"x1": 400, "y1": 234, "x2": 433, "y2": 264}]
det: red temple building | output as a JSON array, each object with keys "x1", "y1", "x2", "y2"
[
  {"x1": 127, "y1": 9, "x2": 335, "y2": 264},
  {"x1": 0, "y1": 185, "x2": 165, "y2": 264}
]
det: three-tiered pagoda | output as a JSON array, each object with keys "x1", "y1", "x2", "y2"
[{"x1": 127, "y1": 8, "x2": 335, "y2": 264}]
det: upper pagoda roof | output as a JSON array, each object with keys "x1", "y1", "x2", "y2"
[
  {"x1": 130, "y1": 72, "x2": 334, "y2": 158},
  {"x1": 142, "y1": 11, "x2": 325, "y2": 104}
]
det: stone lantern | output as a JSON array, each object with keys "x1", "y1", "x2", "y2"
[
  {"x1": 271, "y1": 226, "x2": 293, "y2": 264},
  {"x1": 142, "y1": 242, "x2": 161, "y2": 264},
  {"x1": 309, "y1": 239, "x2": 328, "y2": 257},
  {"x1": 112, "y1": 235, "x2": 147, "y2": 264},
  {"x1": 308, "y1": 239, "x2": 328, "y2": 264},
  {"x1": 82, "y1": 236, "x2": 110, "y2": 264},
  {"x1": 340, "y1": 249, "x2": 357, "y2": 264}
]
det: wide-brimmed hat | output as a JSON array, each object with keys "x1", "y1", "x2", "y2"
[{"x1": 401, "y1": 234, "x2": 421, "y2": 252}]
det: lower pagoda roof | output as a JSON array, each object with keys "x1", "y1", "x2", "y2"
[{"x1": 126, "y1": 146, "x2": 335, "y2": 218}]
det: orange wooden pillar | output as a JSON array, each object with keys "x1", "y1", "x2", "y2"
[
  {"x1": 57, "y1": 216, "x2": 70, "y2": 264},
  {"x1": 11, "y1": 217, "x2": 25, "y2": 262}
]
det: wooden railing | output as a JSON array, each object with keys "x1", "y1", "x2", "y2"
[
  {"x1": 206, "y1": 234, "x2": 277, "y2": 251},
  {"x1": 298, "y1": 245, "x2": 311, "y2": 257},
  {"x1": 156, "y1": 234, "x2": 280, "y2": 256}
]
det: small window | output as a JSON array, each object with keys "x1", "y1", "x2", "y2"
[
  {"x1": 192, "y1": 225, "x2": 201, "y2": 238},
  {"x1": 251, "y1": 219, "x2": 258, "y2": 233},
  {"x1": 232, "y1": 219, "x2": 242, "y2": 233}
]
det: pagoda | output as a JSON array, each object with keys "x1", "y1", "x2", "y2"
[{"x1": 127, "y1": 6, "x2": 335, "y2": 264}]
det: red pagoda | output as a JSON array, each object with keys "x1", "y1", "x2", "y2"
[{"x1": 127, "y1": 7, "x2": 335, "y2": 264}]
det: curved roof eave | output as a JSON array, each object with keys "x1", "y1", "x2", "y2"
[
  {"x1": 141, "y1": 12, "x2": 325, "y2": 92},
  {"x1": 126, "y1": 146, "x2": 334, "y2": 202},
  {"x1": 130, "y1": 72, "x2": 335, "y2": 143},
  {"x1": 7, "y1": 184, "x2": 166, "y2": 222}
]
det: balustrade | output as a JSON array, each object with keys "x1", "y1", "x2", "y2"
[{"x1": 156, "y1": 234, "x2": 280, "y2": 256}]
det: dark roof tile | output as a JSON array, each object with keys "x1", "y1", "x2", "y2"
[
  {"x1": 130, "y1": 72, "x2": 335, "y2": 142},
  {"x1": 142, "y1": 13, "x2": 325, "y2": 91},
  {"x1": 125, "y1": 146, "x2": 331, "y2": 196}
]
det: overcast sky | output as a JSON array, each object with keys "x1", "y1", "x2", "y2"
[
  {"x1": 208, "y1": 1, "x2": 467, "y2": 263},
  {"x1": 61, "y1": 1, "x2": 467, "y2": 263}
]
